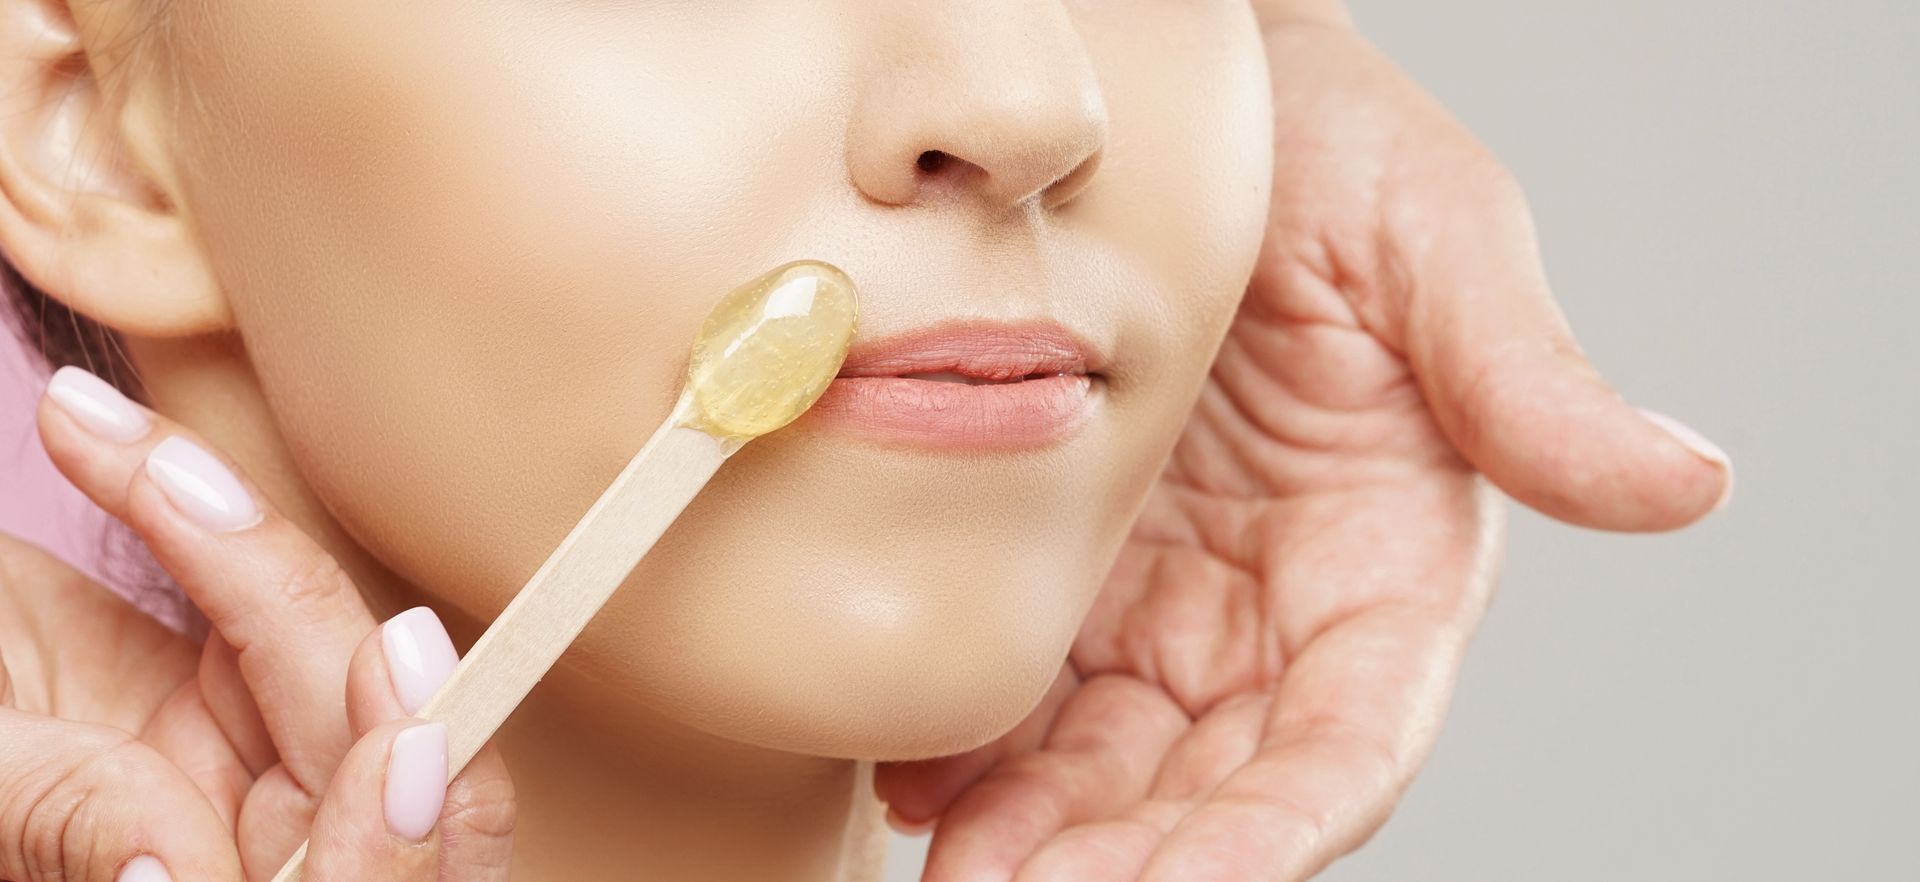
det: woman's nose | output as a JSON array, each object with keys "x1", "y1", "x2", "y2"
[{"x1": 846, "y1": 1, "x2": 1108, "y2": 213}]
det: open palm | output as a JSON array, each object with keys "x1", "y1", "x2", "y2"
[{"x1": 876, "y1": 19, "x2": 1730, "y2": 882}]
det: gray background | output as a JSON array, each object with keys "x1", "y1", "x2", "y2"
[{"x1": 888, "y1": 1, "x2": 1920, "y2": 879}]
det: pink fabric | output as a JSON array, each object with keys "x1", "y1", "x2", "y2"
[{"x1": 0, "y1": 327, "x2": 113, "y2": 582}]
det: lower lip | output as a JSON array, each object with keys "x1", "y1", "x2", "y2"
[{"x1": 805, "y1": 374, "x2": 1096, "y2": 450}]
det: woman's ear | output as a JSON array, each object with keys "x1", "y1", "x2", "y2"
[{"x1": 0, "y1": 0, "x2": 227, "y2": 335}]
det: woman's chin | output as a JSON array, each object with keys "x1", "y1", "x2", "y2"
[
  {"x1": 615, "y1": 581, "x2": 1082, "y2": 761},
  {"x1": 699, "y1": 641, "x2": 1067, "y2": 762},
  {"x1": 589, "y1": 498, "x2": 1108, "y2": 761}
]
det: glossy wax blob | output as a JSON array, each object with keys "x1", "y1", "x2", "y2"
[{"x1": 680, "y1": 260, "x2": 859, "y2": 448}]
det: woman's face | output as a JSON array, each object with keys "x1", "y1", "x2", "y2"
[{"x1": 154, "y1": 0, "x2": 1271, "y2": 758}]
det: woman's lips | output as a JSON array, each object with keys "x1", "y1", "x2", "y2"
[{"x1": 808, "y1": 322, "x2": 1101, "y2": 450}]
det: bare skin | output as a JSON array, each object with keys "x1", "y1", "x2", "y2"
[
  {"x1": 0, "y1": 404, "x2": 516, "y2": 881},
  {"x1": 875, "y1": 6, "x2": 1730, "y2": 882},
  {"x1": 0, "y1": 0, "x2": 1729, "y2": 880}
]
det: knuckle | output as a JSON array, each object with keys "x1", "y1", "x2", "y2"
[
  {"x1": 439, "y1": 760, "x2": 518, "y2": 876},
  {"x1": 1462, "y1": 150, "x2": 1523, "y2": 202},
  {"x1": 1479, "y1": 167, "x2": 1535, "y2": 229},
  {"x1": 1393, "y1": 141, "x2": 1532, "y2": 241},
  {"x1": 1456, "y1": 159, "x2": 1537, "y2": 240},
  {"x1": 443, "y1": 763, "x2": 518, "y2": 842},
  {"x1": 265, "y1": 550, "x2": 355, "y2": 622},
  {"x1": 7, "y1": 728, "x2": 157, "y2": 880}
]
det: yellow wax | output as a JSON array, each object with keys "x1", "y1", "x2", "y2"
[{"x1": 680, "y1": 260, "x2": 859, "y2": 448}]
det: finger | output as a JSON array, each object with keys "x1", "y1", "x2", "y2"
[
  {"x1": 875, "y1": 660, "x2": 1078, "y2": 830},
  {"x1": 435, "y1": 743, "x2": 518, "y2": 882},
  {"x1": 139, "y1": 682, "x2": 255, "y2": 830},
  {"x1": 346, "y1": 607, "x2": 460, "y2": 738},
  {"x1": 197, "y1": 632, "x2": 277, "y2": 776},
  {"x1": 1137, "y1": 601, "x2": 1472, "y2": 882},
  {"x1": 37, "y1": 366, "x2": 376, "y2": 794},
  {"x1": 1009, "y1": 802, "x2": 1183, "y2": 882},
  {"x1": 1145, "y1": 691, "x2": 1271, "y2": 803},
  {"x1": 242, "y1": 607, "x2": 461, "y2": 876},
  {"x1": 1138, "y1": 738, "x2": 1385, "y2": 882},
  {"x1": 0, "y1": 707, "x2": 242, "y2": 882},
  {"x1": 1008, "y1": 693, "x2": 1273, "y2": 882},
  {"x1": 1390, "y1": 163, "x2": 1732, "y2": 531},
  {"x1": 343, "y1": 607, "x2": 516, "y2": 880},
  {"x1": 303, "y1": 719, "x2": 448, "y2": 882},
  {"x1": 921, "y1": 675, "x2": 1188, "y2": 882}
]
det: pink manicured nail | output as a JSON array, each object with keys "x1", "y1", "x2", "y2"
[
  {"x1": 144, "y1": 436, "x2": 263, "y2": 532},
  {"x1": 117, "y1": 855, "x2": 172, "y2": 882},
  {"x1": 1637, "y1": 408, "x2": 1735, "y2": 510},
  {"x1": 383, "y1": 607, "x2": 459, "y2": 715},
  {"x1": 385, "y1": 722, "x2": 449, "y2": 842},
  {"x1": 46, "y1": 366, "x2": 151, "y2": 443}
]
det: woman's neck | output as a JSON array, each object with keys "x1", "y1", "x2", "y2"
[
  {"x1": 494, "y1": 671, "x2": 885, "y2": 882},
  {"x1": 130, "y1": 334, "x2": 889, "y2": 882}
]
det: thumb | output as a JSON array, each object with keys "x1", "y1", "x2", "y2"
[{"x1": 1399, "y1": 172, "x2": 1733, "y2": 532}]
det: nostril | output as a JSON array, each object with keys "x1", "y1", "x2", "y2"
[{"x1": 916, "y1": 150, "x2": 951, "y2": 174}]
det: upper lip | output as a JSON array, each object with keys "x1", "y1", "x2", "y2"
[{"x1": 835, "y1": 321, "x2": 1100, "y2": 383}]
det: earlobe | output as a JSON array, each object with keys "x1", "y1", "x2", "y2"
[{"x1": 0, "y1": 0, "x2": 228, "y2": 337}]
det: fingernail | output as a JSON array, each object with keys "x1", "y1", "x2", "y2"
[
  {"x1": 383, "y1": 607, "x2": 459, "y2": 715},
  {"x1": 1638, "y1": 408, "x2": 1735, "y2": 510},
  {"x1": 385, "y1": 722, "x2": 449, "y2": 843},
  {"x1": 145, "y1": 435, "x2": 263, "y2": 532},
  {"x1": 117, "y1": 855, "x2": 172, "y2": 882},
  {"x1": 46, "y1": 366, "x2": 150, "y2": 443},
  {"x1": 885, "y1": 805, "x2": 937, "y2": 837}
]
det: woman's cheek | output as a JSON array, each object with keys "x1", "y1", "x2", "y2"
[{"x1": 163, "y1": 0, "x2": 1271, "y2": 762}]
